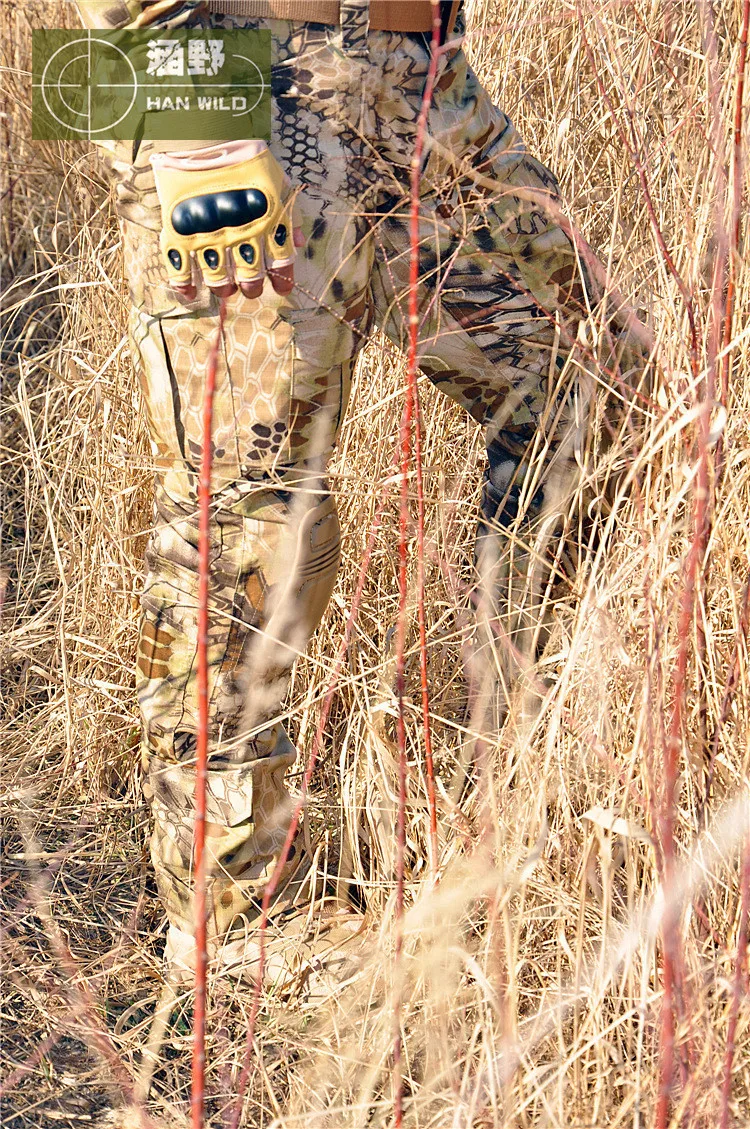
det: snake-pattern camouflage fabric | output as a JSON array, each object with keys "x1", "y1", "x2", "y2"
[{"x1": 77, "y1": 4, "x2": 646, "y2": 940}]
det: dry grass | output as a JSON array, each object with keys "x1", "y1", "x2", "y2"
[{"x1": 2, "y1": 0, "x2": 749, "y2": 1126}]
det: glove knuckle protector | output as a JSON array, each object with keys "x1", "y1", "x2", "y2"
[{"x1": 150, "y1": 139, "x2": 296, "y2": 294}]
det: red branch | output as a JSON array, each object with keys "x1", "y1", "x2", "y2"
[
  {"x1": 227, "y1": 486, "x2": 389, "y2": 1129},
  {"x1": 391, "y1": 5, "x2": 444, "y2": 1123},
  {"x1": 576, "y1": 12, "x2": 694, "y2": 1111},
  {"x1": 192, "y1": 296, "x2": 226, "y2": 1129},
  {"x1": 411, "y1": 333, "x2": 439, "y2": 878}
]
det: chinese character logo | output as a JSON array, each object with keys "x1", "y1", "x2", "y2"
[{"x1": 146, "y1": 38, "x2": 225, "y2": 78}]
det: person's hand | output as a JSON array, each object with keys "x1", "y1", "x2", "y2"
[{"x1": 151, "y1": 139, "x2": 304, "y2": 301}]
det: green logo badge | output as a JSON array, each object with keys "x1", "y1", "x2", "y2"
[{"x1": 32, "y1": 29, "x2": 271, "y2": 141}]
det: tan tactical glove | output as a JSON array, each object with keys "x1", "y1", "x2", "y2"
[{"x1": 151, "y1": 139, "x2": 303, "y2": 301}]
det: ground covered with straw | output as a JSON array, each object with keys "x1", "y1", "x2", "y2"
[{"x1": 2, "y1": 1, "x2": 749, "y2": 1126}]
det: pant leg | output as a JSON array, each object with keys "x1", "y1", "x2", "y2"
[
  {"x1": 139, "y1": 481, "x2": 341, "y2": 938},
  {"x1": 371, "y1": 33, "x2": 647, "y2": 465},
  {"x1": 367, "y1": 31, "x2": 649, "y2": 688},
  {"x1": 99, "y1": 15, "x2": 376, "y2": 938}
]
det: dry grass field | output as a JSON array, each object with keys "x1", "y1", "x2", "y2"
[{"x1": 2, "y1": 0, "x2": 749, "y2": 1126}]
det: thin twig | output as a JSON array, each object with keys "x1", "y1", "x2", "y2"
[
  {"x1": 228, "y1": 487, "x2": 390, "y2": 1129},
  {"x1": 192, "y1": 296, "x2": 226, "y2": 1129},
  {"x1": 392, "y1": 5, "x2": 445, "y2": 1123}
]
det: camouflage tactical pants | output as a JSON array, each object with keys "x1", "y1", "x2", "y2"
[{"x1": 102, "y1": 10, "x2": 644, "y2": 939}]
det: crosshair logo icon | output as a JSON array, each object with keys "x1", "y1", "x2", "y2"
[
  {"x1": 220, "y1": 55, "x2": 266, "y2": 117},
  {"x1": 38, "y1": 35, "x2": 138, "y2": 137},
  {"x1": 32, "y1": 30, "x2": 273, "y2": 142}
]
